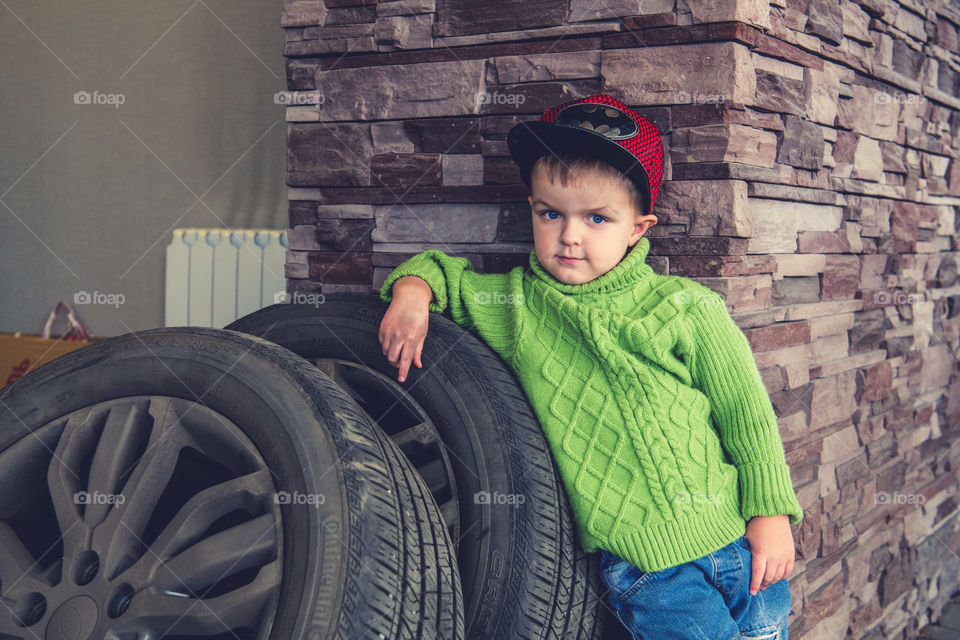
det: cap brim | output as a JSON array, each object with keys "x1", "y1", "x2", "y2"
[{"x1": 507, "y1": 121, "x2": 653, "y2": 215}]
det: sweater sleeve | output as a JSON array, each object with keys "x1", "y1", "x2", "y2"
[
  {"x1": 685, "y1": 290, "x2": 803, "y2": 526},
  {"x1": 379, "y1": 250, "x2": 522, "y2": 363}
]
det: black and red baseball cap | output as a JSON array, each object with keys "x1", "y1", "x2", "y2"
[{"x1": 507, "y1": 94, "x2": 664, "y2": 216}]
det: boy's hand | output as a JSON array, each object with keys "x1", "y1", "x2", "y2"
[
  {"x1": 379, "y1": 276, "x2": 433, "y2": 382},
  {"x1": 744, "y1": 514, "x2": 795, "y2": 596}
]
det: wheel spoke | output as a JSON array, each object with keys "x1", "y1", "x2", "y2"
[
  {"x1": 95, "y1": 398, "x2": 195, "y2": 581},
  {"x1": 113, "y1": 560, "x2": 281, "y2": 636},
  {"x1": 120, "y1": 470, "x2": 275, "y2": 590},
  {"x1": 83, "y1": 399, "x2": 154, "y2": 526},
  {"x1": 47, "y1": 410, "x2": 102, "y2": 564},
  {"x1": 153, "y1": 514, "x2": 277, "y2": 596}
]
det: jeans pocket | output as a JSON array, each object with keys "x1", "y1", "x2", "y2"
[{"x1": 602, "y1": 555, "x2": 656, "y2": 603}]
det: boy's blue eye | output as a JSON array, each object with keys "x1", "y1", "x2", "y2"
[{"x1": 539, "y1": 210, "x2": 606, "y2": 223}]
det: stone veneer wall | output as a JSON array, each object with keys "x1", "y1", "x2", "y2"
[{"x1": 281, "y1": 0, "x2": 960, "y2": 637}]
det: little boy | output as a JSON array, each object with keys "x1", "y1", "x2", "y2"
[{"x1": 378, "y1": 94, "x2": 803, "y2": 639}]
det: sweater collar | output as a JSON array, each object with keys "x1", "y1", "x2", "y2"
[{"x1": 528, "y1": 236, "x2": 654, "y2": 295}]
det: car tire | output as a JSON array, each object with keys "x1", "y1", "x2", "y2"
[
  {"x1": 0, "y1": 327, "x2": 463, "y2": 639},
  {"x1": 226, "y1": 294, "x2": 604, "y2": 640}
]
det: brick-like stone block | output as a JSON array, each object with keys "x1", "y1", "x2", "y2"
[
  {"x1": 655, "y1": 180, "x2": 750, "y2": 237},
  {"x1": 811, "y1": 372, "x2": 858, "y2": 431},
  {"x1": 403, "y1": 118, "x2": 481, "y2": 153},
  {"x1": 442, "y1": 154, "x2": 484, "y2": 186},
  {"x1": 672, "y1": 124, "x2": 778, "y2": 167},
  {"x1": 496, "y1": 203, "x2": 533, "y2": 242},
  {"x1": 307, "y1": 251, "x2": 373, "y2": 284},
  {"x1": 370, "y1": 153, "x2": 442, "y2": 187},
  {"x1": 777, "y1": 115, "x2": 824, "y2": 171},
  {"x1": 745, "y1": 198, "x2": 798, "y2": 254},
  {"x1": 375, "y1": 14, "x2": 433, "y2": 49},
  {"x1": 372, "y1": 203, "x2": 500, "y2": 243},
  {"x1": 491, "y1": 51, "x2": 600, "y2": 83},
  {"x1": 681, "y1": 0, "x2": 770, "y2": 29},
  {"x1": 744, "y1": 320, "x2": 811, "y2": 352},
  {"x1": 821, "y1": 255, "x2": 860, "y2": 301},
  {"x1": 313, "y1": 60, "x2": 486, "y2": 120},
  {"x1": 603, "y1": 42, "x2": 756, "y2": 107},
  {"x1": 435, "y1": 0, "x2": 566, "y2": 36},
  {"x1": 288, "y1": 123, "x2": 373, "y2": 186}
]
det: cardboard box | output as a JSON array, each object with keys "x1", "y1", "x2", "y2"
[{"x1": 1, "y1": 333, "x2": 102, "y2": 391}]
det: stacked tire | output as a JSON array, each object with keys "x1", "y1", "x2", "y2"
[
  {"x1": 226, "y1": 294, "x2": 608, "y2": 640},
  {"x1": 0, "y1": 328, "x2": 462, "y2": 639}
]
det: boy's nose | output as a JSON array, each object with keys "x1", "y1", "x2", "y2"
[{"x1": 560, "y1": 222, "x2": 582, "y2": 245}]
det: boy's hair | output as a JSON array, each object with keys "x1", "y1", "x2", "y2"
[{"x1": 530, "y1": 152, "x2": 648, "y2": 218}]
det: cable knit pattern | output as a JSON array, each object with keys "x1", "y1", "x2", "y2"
[{"x1": 380, "y1": 236, "x2": 803, "y2": 572}]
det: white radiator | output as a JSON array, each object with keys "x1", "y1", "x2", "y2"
[{"x1": 165, "y1": 228, "x2": 288, "y2": 328}]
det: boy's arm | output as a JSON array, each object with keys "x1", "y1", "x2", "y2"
[
  {"x1": 379, "y1": 249, "x2": 522, "y2": 364},
  {"x1": 684, "y1": 289, "x2": 803, "y2": 526},
  {"x1": 380, "y1": 250, "x2": 473, "y2": 321}
]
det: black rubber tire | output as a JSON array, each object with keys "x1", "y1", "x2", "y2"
[
  {"x1": 0, "y1": 327, "x2": 463, "y2": 640},
  {"x1": 226, "y1": 294, "x2": 604, "y2": 640}
]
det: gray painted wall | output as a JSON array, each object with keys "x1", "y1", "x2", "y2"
[{"x1": 0, "y1": 0, "x2": 287, "y2": 336}]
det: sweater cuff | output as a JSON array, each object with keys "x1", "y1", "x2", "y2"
[
  {"x1": 738, "y1": 462, "x2": 804, "y2": 526},
  {"x1": 379, "y1": 261, "x2": 447, "y2": 314}
]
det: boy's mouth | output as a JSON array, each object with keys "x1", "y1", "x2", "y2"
[{"x1": 557, "y1": 255, "x2": 583, "y2": 264}]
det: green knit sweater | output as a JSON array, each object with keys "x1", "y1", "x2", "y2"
[{"x1": 380, "y1": 236, "x2": 803, "y2": 572}]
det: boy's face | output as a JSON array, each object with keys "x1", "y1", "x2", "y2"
[{"x1": 528, "y1": 165, "x2": 658, "y2": 285}]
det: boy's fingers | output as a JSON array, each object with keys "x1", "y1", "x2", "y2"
[
  {"x1": 415, "y1": 340, "x2": 424, "y2": 368},
  {"x1": 749, "y1": 554, "x2": 765, "y2": 595},
  {"x1": 398, "y1": 342, "x2": 414, "y2": 382}
]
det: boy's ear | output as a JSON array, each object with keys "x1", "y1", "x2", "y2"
[{"x1": 630, "y1": 214, "x2": 658, "y2": 245}]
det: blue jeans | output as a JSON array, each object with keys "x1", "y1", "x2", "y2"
[{"x1": 600, "y1": 535, "x2": 791, "y2": 639}]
